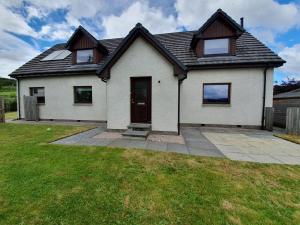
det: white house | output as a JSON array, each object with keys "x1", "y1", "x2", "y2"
[{"x1": 10, "y1": 9, "x2": 285, "y2": 135}]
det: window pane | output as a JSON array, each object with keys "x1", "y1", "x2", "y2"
[
  {"x1": 135, "y1": 80, "x2": 147, "y2": 103},
  {"x1": 203, "y1": 84, "x2": 230, "y2": 104},
  {"x1": 204, "y1": 38, "x2": 229, "y2": 55},
  {"x1": 74, "y1": 86, "x2": 92, "y2": 104},
  {"x1": 30, "y1": 87, "x2": 45, "y2": 104},
  {"x1": 77, "y1": 49, "x2": 93, "y2": 63}
]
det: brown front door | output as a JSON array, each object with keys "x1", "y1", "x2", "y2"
[{"x1": 131, "y1": 77, "x2": 151, "y2": 123}]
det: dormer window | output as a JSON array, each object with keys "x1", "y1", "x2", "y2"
[
  {"x1": 190, "y1": 9, "x2": 245, "y2": 58},
  {"x1": 77, "y1": 49, "x2": 93, "y2": 63},
  {"x1": 65, "y1": 26, "x2": 108, "y2": 65},
  {"x1": 204, "y1": 38, "x2": 229, "y2": 55}
]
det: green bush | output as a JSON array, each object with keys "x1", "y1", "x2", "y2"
[{"x1": 4, "y1": 97, "x2": 17, "y2": 112}]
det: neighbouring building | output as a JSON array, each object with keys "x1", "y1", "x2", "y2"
[{"x1": 273, "y1": 88, "x2": 300, "y2": 128}]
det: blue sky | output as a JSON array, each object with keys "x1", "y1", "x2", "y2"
[{"x1": 0, "y1": 0, "x2": 300, "y2": 83}]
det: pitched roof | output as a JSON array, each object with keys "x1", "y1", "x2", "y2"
[
  {"x1": 198, "y1": 9, "x2": 244, "y2": 34},
  {"x1": 9, "y1": 28, "x2": 285, "y2": 78},
  {"x1": 96, "y1": 23, "x2": 187, "y2": 81},
  {"x1": 191, "y1": 9, "x2": 245, "y2": 48},
  {"x1": 274, "y1": 88, "x2": 300, "y2": 99}
]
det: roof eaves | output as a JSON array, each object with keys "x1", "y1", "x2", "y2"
[
  {"x1": 186, "y1": 60, "x2": 285, "y2": 70},
  {"x1": 10, "y1": 70, "x2": 97, "y2": 79}
]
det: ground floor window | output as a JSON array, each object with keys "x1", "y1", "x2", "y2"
[
  {"x1": 29, "y1": 87, "x2": 45, "y2": 104},
  {"x1": 74, "y1": 86, "x2": 92, "y2": 104},
  {"x1": 203, "y1": 83, "x2": 231, "y2": 104}
]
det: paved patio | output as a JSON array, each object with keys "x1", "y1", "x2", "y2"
[
  {"x1": 52, "y1": 125, "x2": 300, "y2": 165},
  {"x1": 204, "y1": 130, "x2": 300, "y2": 165},
  {"x1": 52, "y1": 126, "x2": 224, "y2": 157}
]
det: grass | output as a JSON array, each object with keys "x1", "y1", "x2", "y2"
[
  {"x1": 4, "y1": 111, "x2": 17, "y2": 120},
  {"x1": 0, "y1": 85, "x2": 16, "y2": 99},
  {"x1": 0, "y1": 123, "x2": 300, "y2": 225},
  {"x1": 275, "y1": 133, "x2": 300, "y2": 144}
]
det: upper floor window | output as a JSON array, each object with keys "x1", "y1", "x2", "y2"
[
  {"x1": 77, "y1": 49, "x2": 93, "y2": 63},
  {"x1": 204, "y1": 38, "x2": 229, "y2": 55},
  {"x1": 30, "y1": 87, "x2": 45, "y2": 104}
]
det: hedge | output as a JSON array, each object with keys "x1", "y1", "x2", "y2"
[{"x1": 3, "y1": 97, "x2": 17, "y2": 112}]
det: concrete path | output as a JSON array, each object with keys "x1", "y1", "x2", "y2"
[{"x1": 203, "y1": 129, "x2": 300, "y2": 165}]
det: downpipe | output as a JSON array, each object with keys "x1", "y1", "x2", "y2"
[{"x1": 261, "y1": 67, "x2": 268, "y2": 129}]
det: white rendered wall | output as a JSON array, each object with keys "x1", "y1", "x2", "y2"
[
  {"x1": 18, "y1": 75, "x2": 106, "y2": 121},
  {"x1": 107, "y1": 37, "x2": 178, "y2": 132},
  {"x1": 180, "y1": 68, "x2": 273, "y2": 126}
]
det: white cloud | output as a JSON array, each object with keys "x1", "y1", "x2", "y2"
[
  {"x1": 38, "y1": 23, "x2": 75, "y2": 40},
  {"x1": 175, "y1": 0, "x2": 300, "y2": 45},
  {"x1": 278, "y1": 44, "x2": 300, "y2": 79},
  {"x1": 0, "y1": 31, "x2": 40, "y2": 77},
  {"x1": 102, "y1": 1, "x2": 178, "y2": 38},
  {"x1": 0, "y1": 2, "x2": 41, "y2": 77},
  {"x1": 0, "y1": 4, "x2": 37, "y2": 37}
]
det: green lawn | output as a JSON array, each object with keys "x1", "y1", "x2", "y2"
[
  {"x1": 0, "y1": 123, "x2": 300, "y2": 225},
  {"x1": 4, "y1": 111, "x2": 17, "y2": 120},
  {"x1": 275, "y1": 133, "x2": 300, "y2": 145}
]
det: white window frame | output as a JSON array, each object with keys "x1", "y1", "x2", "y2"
[{"x1": 76, "y1": 49, "x2": 94, "y2": 64}]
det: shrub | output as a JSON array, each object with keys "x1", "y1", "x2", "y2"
[{"x1": 4, "y1": 98, "x2": 17, "y2": 112}]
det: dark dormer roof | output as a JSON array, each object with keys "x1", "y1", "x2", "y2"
[
  {"x1": 96, "y1": 23, "x2": 187, "y2": 81},
  {"x1": 65, "y1": 25, "x2": 108, "y2": 55},
  {"x1": 191, "y1": 9, "x2": 245, "y2": 48}
]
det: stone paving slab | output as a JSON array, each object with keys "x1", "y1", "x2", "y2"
[
  {"x1": 203, "y1": 132, "x2": 300, "y2": 165},
  {"x1": 188, "y1": 147, "x2": 225, "y2": 157},
  {"x1": 146, "y1": 141, "x2": 168, "y2": 151},
  {"x1": 93, "y1": 132, "x2": 122, "y2": 139},
  {"x1": 166, "y1": 143, "x2": 188, "y2": 154},
  {"x1": 148, "y1": 134, "x2": 185, "y2": 144}
]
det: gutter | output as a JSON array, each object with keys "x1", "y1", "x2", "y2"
[{"x1": 261, "y1": 67, "x2": 269, "y2": 129}]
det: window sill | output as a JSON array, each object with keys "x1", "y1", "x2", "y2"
[
  {"x1": 202, "y1": 53, "x2": 233, "y2": 57},
  {"x1": 37, "y1": 103, "x2": 45, "y2": 106},
  {"x1": 75, "y1": 62, "x2": 95, "y2": 65},
  {"x1": 202, "y1": 103, "x2": 231, "y2": 107},
  {"x1": 73, "y1": 103, "x2": 93, "y2": 106}
]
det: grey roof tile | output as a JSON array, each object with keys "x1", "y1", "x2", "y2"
[{"x1": 9, "y1": 31, "x2": 284, "y2": 77}]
